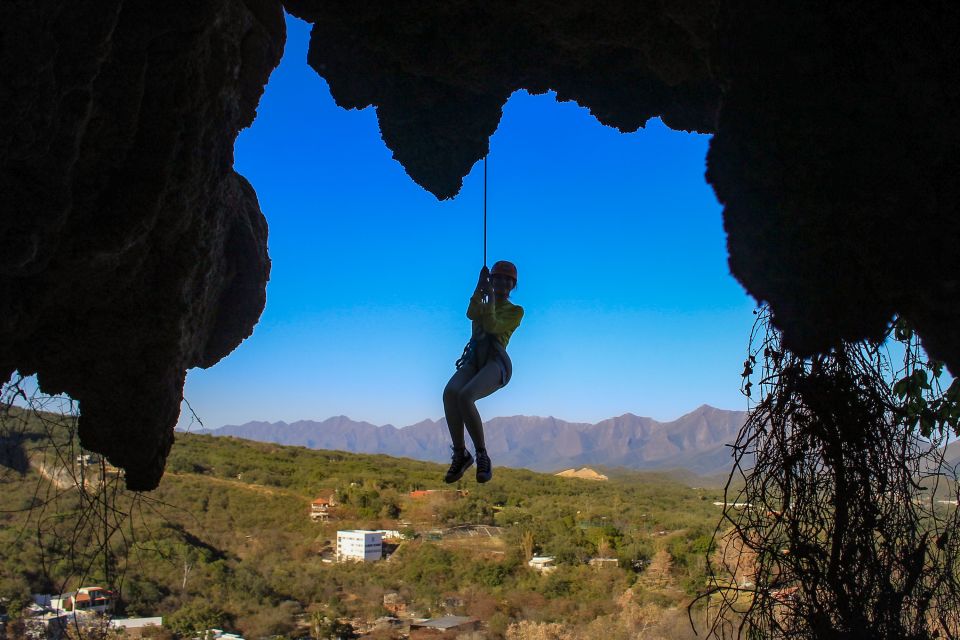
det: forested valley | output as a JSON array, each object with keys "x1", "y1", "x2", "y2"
[{"x1": 0, "y1": 408, "x2": 731, "y2": 639}]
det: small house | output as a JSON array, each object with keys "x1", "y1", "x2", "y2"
[
  {"x1": 410, "y1": 616, "x2": 480, "y2": 639},
  {"x1": 310, "y1": 498, "x2": 333, "y2": 521},
  {"x1": 63, "y1": 587, "x2": 113, "y2": 613},
  {"x1": 588, "y1": 557, "x2": 619, "y2": 568},
  {"x1": 110, "y1": 617, "x2": 163, "y2": 637},
  {"x1": 528, "y1": 556, "x2": 557, "y2": 573}
]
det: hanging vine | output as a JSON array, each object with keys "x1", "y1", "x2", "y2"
[
  {"x1": 0, "y1": 375, "x2": 201, "y2": 633},
  {"x1": 701, "y1": 307, "x2": 960, "y2": 639}
]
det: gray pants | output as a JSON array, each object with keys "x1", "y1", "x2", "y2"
[{"x1": 443, "y1": 360, "x2": 502, "y2": 452}]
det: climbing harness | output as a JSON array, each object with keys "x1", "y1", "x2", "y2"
[{"x1": 455, "y1": 337, "x2": 481, "y2": 370}]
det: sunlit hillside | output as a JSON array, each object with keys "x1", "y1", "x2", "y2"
[{"x1": 0, "y1": 407, "x2": 735, "y2": 639}]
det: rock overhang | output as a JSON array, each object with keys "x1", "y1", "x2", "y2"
[{"x1": 1, "y1": 0, "x2": 958, "y2": 488}]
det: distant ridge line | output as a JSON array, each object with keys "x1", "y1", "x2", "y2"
[{"x1": 207, "y1": 405, "x2": 749, "y2": 476}]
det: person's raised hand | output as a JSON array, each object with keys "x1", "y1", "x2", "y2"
[{"x1": 477, "y1": 265, "x2": 490, "y2": 289}]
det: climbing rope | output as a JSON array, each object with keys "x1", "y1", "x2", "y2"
[{"x1": 483, "y1": 154, "x2": 488, "y2": 268}]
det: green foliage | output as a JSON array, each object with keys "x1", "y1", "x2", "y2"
[
  {"x1": 890, "y1": 317, "x2": 960, "y2": 437},
  {"x1": 1, "y1": 593, "x2": 28, "y2": 622},
  {"x1": 471, "y1": 560, "x2": 511, "y2": 588},
  {"x1": 238, "y1": 600, "x2": 300, "y2": 639},
  {"x1": 166, "y1": 601, "x2": 226, "y2": 639},
  {"x1": 312, "y1": 616, "x2": 355, "y2": 640},
  {"x1": 438, "y1": 495, "x2": 496, "y2": 526},
  {"x1": 1, "y1": 407, "x2": 725, "y2": 637}
]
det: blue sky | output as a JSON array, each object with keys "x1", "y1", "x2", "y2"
[{"x1": 180, "y1": 14, "x2": 758, "y2": 429}]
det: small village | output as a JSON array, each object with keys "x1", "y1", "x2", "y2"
[
  {"x1": 5, "y1": 481, "x2": 670, "y2": 640},
  {"x1": 0, "y1": 421, "x2": 739, "y2": 640},
  {"x1": 9, "y1": 581, "x2": 488, "y2": 640}
]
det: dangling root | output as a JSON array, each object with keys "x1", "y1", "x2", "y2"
[{"x1": 699, "y1": 308, "x2": 960, "y2": 640}]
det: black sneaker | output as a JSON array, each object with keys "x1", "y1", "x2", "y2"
[
  {"x1": 444, "y1": 448, "x2": 474, "y2": 483},
  {"x1": 476, "y1": 449, "x2": 493, "y2": 483}
]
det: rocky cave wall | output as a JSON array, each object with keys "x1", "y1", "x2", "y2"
[
  {"x1": 0, "y1": 0, "x2": 285, "y2": 489},
  {"x1": 1, "y1": 1, "x2": 958, "y2": 489}
]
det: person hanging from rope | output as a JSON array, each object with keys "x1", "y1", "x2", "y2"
[{"x1": 443, "y1": 261, "x2": 523, "y2": 483}]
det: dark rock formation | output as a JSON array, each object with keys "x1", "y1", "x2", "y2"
[
  {"x1": 707, "y1": 4, "x2": 960, "y2": 363},
  {"x1": 284, "y1": 0, "x2": 719, "y2": 199},
  {"x1": 2, "y1": 1, "x2": 958, "y2": 488},
  {"x1": 0, "y1": 0, "x2": 285, "y2": 489}
]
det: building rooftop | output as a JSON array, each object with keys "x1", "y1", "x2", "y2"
[
  {"x1": 111, "y1": 618, "x2": 163, "y2": 629},
  {"x1": 337, "y1": 529, "x2": 382, "y2": 534},
  {"x1": 411, "y1": 616, "x2": 477, "y2": 630}
]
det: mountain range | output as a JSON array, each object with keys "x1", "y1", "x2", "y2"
[{"x1": 205, "y1": 405, "x2": 750, "y2": 476}]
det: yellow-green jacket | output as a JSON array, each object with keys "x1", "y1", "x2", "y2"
[
  {"x1": 466, "y1": 295, "x2": 524, "y2": 348},
  {"x1": 457, "y1": 294, "x2": 523, "y2": 385}
]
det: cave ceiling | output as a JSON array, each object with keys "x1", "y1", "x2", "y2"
[{"x1": 1, "y1": 0, "x2": 957, "y2": 489}]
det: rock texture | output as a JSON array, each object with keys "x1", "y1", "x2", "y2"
[
  {"x1": 3, "y1": 1, "x2": 959, "y2": 488},
  {"x1": 0, "y1": 0, "x2": 285, "y2": 489},
  {"x1": 707, "y1": 4, "x2": 960, "y2": 363},
  {"x1": 284, "y1": 0, "x2": 719, "y2": 199}
]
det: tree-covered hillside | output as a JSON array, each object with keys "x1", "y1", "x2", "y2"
[{"x1": 1, "y1": 407, "x2": 730, "y2": 639}]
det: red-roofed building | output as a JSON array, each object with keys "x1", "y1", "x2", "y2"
[
  {"x1": 310, "y1": 495, "x2": 336, "y2": 521},
  {"x1": 65, "y1": 587, "x2": 113, "y2": 613}
]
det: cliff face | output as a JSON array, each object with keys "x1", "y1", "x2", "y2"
[
  {"x1": 283, "y1": 0, "x2": 720, "y2": 199},
  {"x1": 0, "y1": 0, "x2": 285, "y2": 489},
  {"x1": 2, "y1": 1, "x2": 958, "y2": 488}
]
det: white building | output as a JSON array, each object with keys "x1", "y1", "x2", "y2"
[
  {"x1": 35, "y1": 587, "x2": 113, "y2": 615},
  {"x1": 375, "y1": 529, "x2": 402, "y2": 540},
  {"x1": 336, "y1": 530, "x2": 382, "y2": 562},
  {"x1": 588, "y1": 557, "x2": 619, "y2": 568},
  {"x1": 528, "y1": 556, "x2": 557, "y2": 573},
  {"x1": 111, "y1": 617, "x2": 163, "y2": 637}
]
